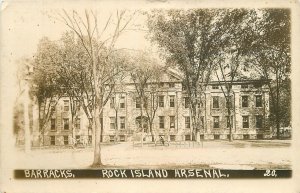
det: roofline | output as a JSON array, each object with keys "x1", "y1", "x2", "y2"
[{"x1": 207, "y1": 79, "x2": 272, "y2": 85}]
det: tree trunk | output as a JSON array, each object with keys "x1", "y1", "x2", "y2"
[
  {"x1": 93, "y1": 104, "x2": 102, "y2": 166},
  {"x1": 228, "y1": 107, "x2": 233, "y2": 142},
  {"x1": 150, "y1": 124, "x2": 155, "y2": 142},
  {"x1": 190, "y1": 103, "x2": 200, "y2": 142},
  {"x1": 71, "y1": 117, "x2": 75, "y2": 146},
  {"x1": 195, "y1": 130, "x2": 200, "y2": 142},
  {"x1": 92, "y1": 46, "x2": 102, "y2": 166},
  {"x1": 140, "y1": 97, "x2": 144, "y2": 146}
]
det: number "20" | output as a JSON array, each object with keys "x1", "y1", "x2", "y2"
[{"x1": 264, "y1": 170, "x2": 277, "y2": 177}]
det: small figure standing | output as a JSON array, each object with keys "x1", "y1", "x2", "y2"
[{"x1": 160, "y1": 136, "x2": 165, "y2": 145}]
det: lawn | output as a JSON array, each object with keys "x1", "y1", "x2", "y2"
[{"x1": 12, "y1": 140, "x2": 292, "y2": 170}]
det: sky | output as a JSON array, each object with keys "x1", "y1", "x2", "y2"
[{"x1": 1, "y1": 2, "x2": 154, "y2": 60}]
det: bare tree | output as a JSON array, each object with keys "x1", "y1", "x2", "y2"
[{"x1": 54, "y1": 10, "x2": 134, "y2": 166}]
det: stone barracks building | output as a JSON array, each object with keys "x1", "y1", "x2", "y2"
[{"x1": 29, "y1": 70, "x2": 271, "y2": 146}]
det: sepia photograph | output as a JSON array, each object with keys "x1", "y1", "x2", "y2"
[{"x1": 0, "y1": 0, "x2": 299, "y2": 192}]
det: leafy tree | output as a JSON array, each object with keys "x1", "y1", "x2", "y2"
[
  {"x1": 245, "y1": 9, "x2": 291, "y2": 138},
  {"x1": 31, "y1": 37, "x2": 64, "y2": 145},
  {"x1": 128, "y1": 51, "x2": 165, "y2": 143},
  {"x1": 211, "y1": 9, "x2": 259, "y2": 141},
  {"x1": 147, "y1": 9, "x2": 251, "y2": 141}
]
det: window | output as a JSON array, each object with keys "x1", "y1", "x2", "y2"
[
  {"x1": 50, "y1": 118, "x2": 56, "y2": 131},
  {"x1": 213, "y1": 116, "x2": 220, "y2": 128},
  {"x1": 136, "y1": 97, "x2": 141, "y2": 108},
  {"x1": 75, "y1": 100, "x2": 80, "y2": 112},
  {"x1": 159, "y1": 96, "x2": 164, "y2": 107},
  {"x1": 242, "y1": 116, "x2": 249, "y2": 128},
  {"x1": 119, "y1": 135, "x2": 125, "y2": 142},
  {"x1": 185, "y1": 135, "x2": 191, "y2": 141},
  {"x1": 169, "y1": 96, "x2": 175, "y2": 107},
  {"x1": 120, "y1": 117, "x2": 125, "y2": 129},
  {"x1": 226, "y1": 96, "x2": 232, "y2": 108},
  {"x1": 226, "y1": 116, "x2": 233, "y2": 128},
  {"x1": 159, "y1": 83, "x2": 164, "y2": 88},
  {"x1": 120, "y1": 96, "x2": 125, "y2": 108},
  {"x1": 255, "y1": 95, "x2": 262, "y2": 107},
  {"x1": 212, "y1": 85, "x2": 219, "y2": 89},
  {"x1": 110, "y1": 97, "x2": 115, "y2": 108},
  {"x1": 50, "y1": 136, "x2": 55, "y2": 145},
  {"x1": 170, "y1": 116, "x2": 175, "y2": 128},
  {"x1": 214, "y1": 135, "x2": 220, "y2": 140},
  {"x1": 63, "y1": 136, "x2": 69, "y2": 145},
  {"x1": 75, "y1": 118, "x2": 80, "y2": 130},
  {"x1": 256, "y1": 115, "x2": 263, "y2": 128},
  {"x1": 88, "y1": 135, "x2": 92, "y2": 144},
  {"x1": 242, "y1": 96, "x2": 248, "y2": 107},
  {"x1": 170, "y1": 135, "x2": 176, "y2": 141},
  {"x1": 109, "y1": 135, "x2": 115, "y2": 142},
  {"x1": 110, "y1": 117, "x2": 116, "y2": 130},
  {"x1": 185, "y1": 116, "x2": 190, "y2": 128},
  {"x1": 200, "y1": 116, "x2": 204, "y2": 126},
  {"x1": 64, "y1": 100, "x2": 69, "y2": 111},
  {"x1": 243, "y1": 134, "x2": 250, "y2": 140},
  {"x1": 184, "y1": 97, "x2": 190, "y2": 108},
  {"x1": 63, "y1": 118, "x2": 69, "y2": 130},
  {"x1": 241, "y1": 84, "x2": 248, "y2": 89},
  {"x1": 182, "y1": 84, "x2": 187, "y2": 91},
  {"x1": 169, "y1": 82, "x2": 175, "y2": 88},
  {"x1": 159, "y1": 116, "x2": 165, "y2": 129},
  {"x1": 212, "y1": 96, "x2": 219, "y2": 108}
]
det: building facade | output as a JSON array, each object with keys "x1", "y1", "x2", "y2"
[{"x1": 31, "y1": 71, "x2": 271, "y2": 146}]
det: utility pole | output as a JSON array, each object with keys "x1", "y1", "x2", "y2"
[{"x1": 24, "y1": 64, "x2": 33, "y2": 153}]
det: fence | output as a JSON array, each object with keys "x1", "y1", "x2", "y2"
[{"x1": 16, "y1": 131, "x2": 277, "y2": 149}]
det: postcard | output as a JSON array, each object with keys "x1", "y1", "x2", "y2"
[{"x1": 1, "y1": 0, "x2": 299, "y2": 192}]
